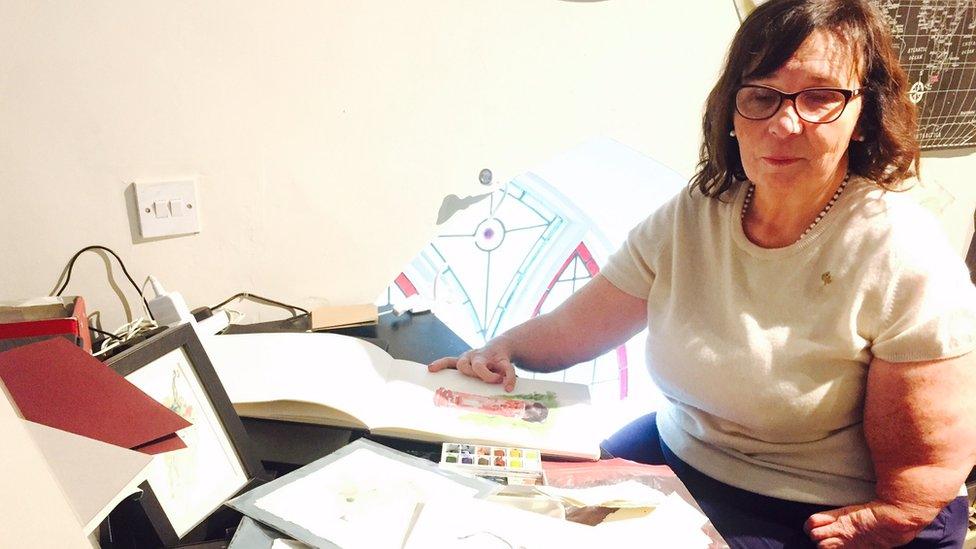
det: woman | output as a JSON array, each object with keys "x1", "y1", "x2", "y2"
[{"x1": 430, "y1": 1, "x2": 976, "y2": 547}]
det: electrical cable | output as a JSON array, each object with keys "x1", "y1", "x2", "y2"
[
  {"x1": 210, "y1": 292, "x2": 309, "y2": 317},
  {"x1": 54, "y1": 245, "x2": 155, "y2": 321},
  {"x1": 89, "y1": 326, "x2": 122, "y2": 341},
  {"x1": 93, "y1": 317, "x2": 159, "y2": 357}
]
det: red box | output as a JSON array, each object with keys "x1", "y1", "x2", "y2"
[{"x1": 0, "y1": 297, "x2": 92, "y2": 353}]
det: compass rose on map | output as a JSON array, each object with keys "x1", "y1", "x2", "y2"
[{"x1": 909, "y1": 81, "x2": 926, "y2": 104}]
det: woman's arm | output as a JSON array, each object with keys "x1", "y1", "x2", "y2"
[
  {"x1": 428, "y1": 274, "x2": 648, "y2": 391},
  {"x1": 806, "y1": 352, "x2": 976, "y2": 547}
]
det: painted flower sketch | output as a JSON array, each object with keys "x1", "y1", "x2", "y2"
[
  {"x1": 162, "y1": 367, "x2": 199, "y2": 495},
  {"x1": 433, "y1": 387, "x2": 558, "y2": 429}
]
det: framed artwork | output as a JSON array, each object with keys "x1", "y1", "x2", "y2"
[
  {"x1": 225, "y1": 438, "x2": 493, "y2": 548},
  {"x1": 107, "y1": 323, "x2": 266, "y2": 546}
]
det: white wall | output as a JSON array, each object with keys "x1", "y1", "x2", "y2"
[
  {"x1": 917, "y1": 153, "x2": 976, "y2": 256},
  {"x1": 1, "y1": 1, "x2": 973, "y2": 330}
]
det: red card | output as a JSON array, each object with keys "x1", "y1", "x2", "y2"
[{"x1": 0, "y1": 338, "x2": 191, "y2": 454}]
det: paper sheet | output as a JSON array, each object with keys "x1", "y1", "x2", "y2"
[
  {"x1": 594, "y1": 492, "x2": 712, "y2": 548},
  {"x1": 26, "y1": 420, "x2": 152, "y2": 534},
  {"x1": 0, "y1": 381, "x2": 92, "y2": 549},
  {"x1": 404, "y1": 497, "x2": 596, "y2": 548}
]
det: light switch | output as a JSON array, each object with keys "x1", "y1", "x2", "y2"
[
  {"x1": 153, "y1": 200, "x2": 170, "y2": 218},
  {"x1": 169, "y1": 198, "x2": 185, "y2": 217},
  {"x1": 133, "y1": 179, "x2": 201, "y2": 238}
]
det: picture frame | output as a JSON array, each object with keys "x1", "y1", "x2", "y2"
[
  {"x1": 224, "y1": 438, "x2": 495, "y2": 548},
  {"x1": 106, "y1": 323, "x2": 267, "y2": 547}
]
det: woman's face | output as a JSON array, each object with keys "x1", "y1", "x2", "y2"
[{"x1": 732, "y1": 30, "x2": 862, "y2": 192}]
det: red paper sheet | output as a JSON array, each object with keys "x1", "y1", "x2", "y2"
[{"x1": 0, "y1": 338, "x2": 190, "y2": 454}]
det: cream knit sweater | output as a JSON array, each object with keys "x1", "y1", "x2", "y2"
[{"x1": 602, "y1": 176, "x2": 976, "y2": 505}]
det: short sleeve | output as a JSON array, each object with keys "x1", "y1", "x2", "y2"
[
  {"x1": 600, "y1": 193, "x2": 679, "y2": 300},
  {"x1": 870, "y1": 218, "x2": 976, "y2": 363}
]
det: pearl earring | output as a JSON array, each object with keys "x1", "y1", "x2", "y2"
[{"x1": 729, "y1": 130, "x2": 736, "y2": 138}]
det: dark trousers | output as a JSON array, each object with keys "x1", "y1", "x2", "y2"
[{"x1": 602, "y1": 412, "x2": 968, "y2": 548}]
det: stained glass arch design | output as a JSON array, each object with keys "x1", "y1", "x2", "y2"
[{"x1": 379, "y1": 138, "x2": 686, "y2": 403}]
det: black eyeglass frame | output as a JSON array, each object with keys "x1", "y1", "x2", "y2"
[{"x1": 734, "y1": 84, "x2": 863, "y2": 124}]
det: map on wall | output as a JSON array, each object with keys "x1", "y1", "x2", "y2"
[
  {"x1": 875, "y1": 1, "x2": 976, "y2": 150},
  {"x1": 735, "y1": 0, "x2": 976, "y2": 150}
]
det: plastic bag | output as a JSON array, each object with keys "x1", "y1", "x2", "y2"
[{"x1": 542, "y1": 458, "x2": 729, "y2": 548}]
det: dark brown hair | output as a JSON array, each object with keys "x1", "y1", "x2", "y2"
[{"x1": 691, "y1": 0, "x2": 919, "y2": 198}]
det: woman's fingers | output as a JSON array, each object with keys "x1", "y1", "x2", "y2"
[
  {"x1": 805, "y1": 509, "x2": 855, "y2": 545},
  {"x1": 470, "y1": 354, "x2": 504, "y2": 384},
  {"x1": 455, "y1": 352, "x2": 474, "y2": 377},
  {"x1": 804, "y1": 502, "x2": 916, "y2": 548},
  {"x1": 428, "y1": 356, "x2": 458, "y2": 372},
  {"x1": 804, "y1": 512, "x2": 839, "y2": 532},
  {"x1": 428, "y1": 353, "x2": 475, "y2": 376},
  {"x1": 497, "y1": 358, "x2": 517, "y2": 392},
  {"x1": 429, "y1": 349, "x2": 518, "y2": 391}
]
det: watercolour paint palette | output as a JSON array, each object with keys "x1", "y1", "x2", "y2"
[{"x1": 438, "y1": 442, "x2": 546, "y2": 486}]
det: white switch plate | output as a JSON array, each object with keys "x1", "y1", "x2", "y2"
[{"x1": 133, "y1": 179, "x2": 201, "y2": 238}]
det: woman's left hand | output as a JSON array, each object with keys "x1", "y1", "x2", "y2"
[
  {"x1": 804, "y1": 499, "x2": 932, "y2": 548},
  {"x1": 807, "y1": 353, "x2": 976, "y2": 548}
]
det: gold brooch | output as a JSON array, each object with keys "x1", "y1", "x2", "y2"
[{"x1": 821, "y1": 271, "x2": 833, "y2": 286}]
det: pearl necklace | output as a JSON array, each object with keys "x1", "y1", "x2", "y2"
[{"x1": 741, "y1": 174, "x2": 850, "y2": 243}]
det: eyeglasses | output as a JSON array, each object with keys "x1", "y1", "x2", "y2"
[{"x1": 734, "y1": 84, "x2": 862, "y2": 124}]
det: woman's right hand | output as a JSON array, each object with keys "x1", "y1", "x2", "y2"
[{"x1": 428, "y1": 338, "x2": 517, "y2": 392}]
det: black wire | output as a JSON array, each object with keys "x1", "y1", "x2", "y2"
[
  {"x1": 89, "y1": 326, "x2": 122, "y2": 341},
  {"x1": 210, "y1": 292, "x2": 309, "y2": 317},
  {"x1": 55, "y1": 245, "x2": 155, "y2": 321}
]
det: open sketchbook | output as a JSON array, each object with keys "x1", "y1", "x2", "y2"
[{"x1": 205, "y1": 333, "x2": 601, "y2": 460}]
